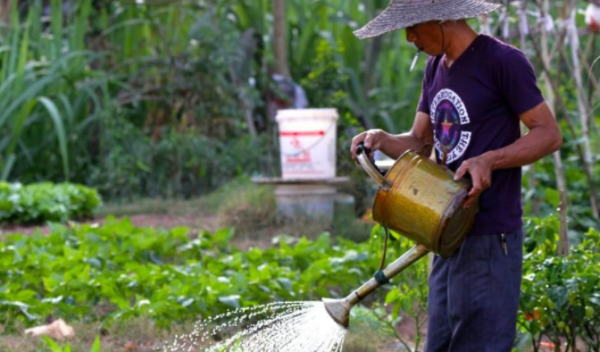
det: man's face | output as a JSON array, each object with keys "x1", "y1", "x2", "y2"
[{"x1": 405, "y1": 21, "x2": 444, "y2": 56}]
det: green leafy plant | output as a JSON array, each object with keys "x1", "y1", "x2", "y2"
[
  {"x1": 518, "y1": 217, "x2": 600, "y2": 352},
  {"x1": 0, "y1": 0, "x2": 112, "y2": 183},
  {"x1": 0, "y1": 182, "x2": 101, "y2": 224},
  {"x1": 0, "y1": 218, "x2": 400, "y2": 331},
  {"x1": 366, "y1": 225, "x2": 429, "y2": 352}
]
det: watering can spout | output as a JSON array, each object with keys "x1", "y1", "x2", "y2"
[
  {"x1": 322, "y1": 298, "x2": 351, "y2": 328},
  {"x1": 323, "y1": 244, "x2": 430, "y2": 328}
]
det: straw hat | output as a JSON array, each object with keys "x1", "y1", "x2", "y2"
[{"x1": 354, "y1": 0, "x2": 501, "y2": 39}]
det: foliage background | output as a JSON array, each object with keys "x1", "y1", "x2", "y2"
[{"x1": 1, "y1": 0, "x2": 597, "y2": 235}]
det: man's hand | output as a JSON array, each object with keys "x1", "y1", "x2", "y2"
[
  {"x1": 349, "y1": 112, "x2": 434, "y2": 162},
  {"x1": 454, "y1": 155, "x2": 494, "y2": 208},
  {"x1": 451, "y1": 102, "x2": 561, "y2": 209},
  {"x1": 350, "y1": 129, "x2": 389, "y2": 162}
]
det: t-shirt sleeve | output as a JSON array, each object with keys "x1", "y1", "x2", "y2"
[{"x1": 498, "y1": 49, "x2": 544, "y2": 115}]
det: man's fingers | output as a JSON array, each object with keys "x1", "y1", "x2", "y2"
[
  {"x1": 468, "y1": 185, "x2": 482, "y2": 197},
  {"x1": 361, "y1": 132, "x2": 380, "y2": 160},
  {"x1": 363, "y1": 133, "x2": 375, "y2": 149},
  {"x1": 350, "y1": 143, "x2": 357, "y2": 161},
  {"x1": 454, "y1": 164, "x2": 467, "y2": 181},
  {"x1": 468, "y1": 173, "x2": 483, "y2": 197},
  {"x1": 350, "y1": 134, "x2": 366, "y2": 162},
  {"x1": 464, "y1": 177, "x2": 481, "y2": 208},
  {"x1": 463, "y1": 194, "x2": 477, "y2": 208}
]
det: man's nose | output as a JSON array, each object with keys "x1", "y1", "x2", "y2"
[{"x1": 406, "y1": 32, "x2": 416, "y2": 43}]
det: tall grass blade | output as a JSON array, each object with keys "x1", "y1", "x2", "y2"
[
  {"x1": 1, "y1": 154, "x2": 15, "y2": 181},
  {"x1": 4, "y1": 0, "x2": 20, "y2": 95},
  {"x1": 51, "y1": 0, "x2": 64, "y2": 61},
  {"x1": 6, "y1": 99, "x2": 37, "y2": 155},
  {"x1": 38, "y1": 96, "x2": 70, "y2": 180},
  {"x1": 30, "y1": 0, "x2": 43, "y2": 57},
  {"x1": 14, "y1": 4, "x2": 32, "y2": 97}
]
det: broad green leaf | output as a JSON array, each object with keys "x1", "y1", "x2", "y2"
[
  {"x1": 42, "y1": 335, "x2": 62, "y2": 351},
  {"x1": 218, "y1": 295, "x2": 240, "y2": 309},
  {"x1": 89, "y1": 336, "x2": 101, "y2": 352}
]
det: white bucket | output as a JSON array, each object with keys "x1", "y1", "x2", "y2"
[{"x1": 276, "y1": 108, "x2": 339, "y2": 179}]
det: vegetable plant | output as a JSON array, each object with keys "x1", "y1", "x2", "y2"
[{"x1": 0, "y1": 182, "x2": 101, "y2": 224}]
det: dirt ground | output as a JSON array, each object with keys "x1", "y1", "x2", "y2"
[{"x1": 0, "y1": 213, "x2": 219, "y2": 236}]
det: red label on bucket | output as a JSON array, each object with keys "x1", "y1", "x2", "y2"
[{"x1": 280, "y1": 131, "x2": 325, "y2": 137}]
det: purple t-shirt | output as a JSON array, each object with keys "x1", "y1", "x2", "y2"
[{"x1": 417, "y1": 34, "x2": 544, "y2": 236}]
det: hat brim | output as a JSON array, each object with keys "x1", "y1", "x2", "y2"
[{"x1": 354, "y1": 0, "x2": 501, "y2": 39}]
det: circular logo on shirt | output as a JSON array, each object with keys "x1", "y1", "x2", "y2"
[{"x1": 430, "y1": 89, "x2": 472, "y2": 164}]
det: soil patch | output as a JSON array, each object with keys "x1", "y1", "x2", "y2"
[{"x1": 0, "y1": 212, "x2": 220, "y2": 237}]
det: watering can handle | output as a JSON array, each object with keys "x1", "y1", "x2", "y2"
[
  {"x1": 419, "y1": 144, "x2": 434, "y2": 158},
  {"x1": 356, "y1": 142, "x2": 393, "y2": 191}
]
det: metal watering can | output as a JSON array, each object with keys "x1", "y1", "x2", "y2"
[{"x1": 323, "y1": 143, "x2": 479, "y2": 328}]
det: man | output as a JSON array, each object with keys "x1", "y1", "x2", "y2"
[{"x1": 349, "y1": 1, "x2": 562, "y2": 351}]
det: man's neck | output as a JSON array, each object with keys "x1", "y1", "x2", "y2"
[{"x1": 442, "y1": 24, "x2": 478, "y2": 68}]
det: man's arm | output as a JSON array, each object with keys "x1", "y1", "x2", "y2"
[
  {"x1": 455, "y1": 102, "x2": 563, "y2": 208},
  {"x1": 350, "y1": 112, "x2": 433, "y2": 161}
]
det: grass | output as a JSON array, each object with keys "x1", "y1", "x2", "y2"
[
  {"x1": 97, "y1": 196, "x2": 212, "y2": 218},
  {"x1": 96, "y1": 177, "x2": 273, "y2": 219},
  {"x1": 96, "y1": 177, "x2": 373, "y2": 243}
]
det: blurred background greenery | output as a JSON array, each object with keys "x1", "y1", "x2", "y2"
[
  {"x1": 0, "y1": 0, "x2": 425, "y2": 200},
  {"x1": 1, "y1": 0, "x2": 597, "y2": 235},
  {"x1": 1, "y1": 1, "x2": 597, "y2": 237}
]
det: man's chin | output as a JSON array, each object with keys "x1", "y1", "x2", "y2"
[{"x1": 424, "y1": 50, "x2": 443, "y2": 57}]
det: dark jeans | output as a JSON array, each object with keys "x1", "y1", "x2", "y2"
[{"x1": 425, "y1": 229, "x2": 524, "y2": 352}]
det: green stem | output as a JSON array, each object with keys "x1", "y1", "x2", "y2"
[{"x1": 373, "y1": 308, "x2": 413, "y2": 352}]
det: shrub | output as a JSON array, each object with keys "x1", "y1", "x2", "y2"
[
  {"x1": 89, "y1": 121, "x2": 278, "y2": 201},
  {"x1": 0, "y1": 182, "x2": 101, "y2": 224},
  {"x1": 518, "y1": 217, "x2": 600, "y2": 352}
]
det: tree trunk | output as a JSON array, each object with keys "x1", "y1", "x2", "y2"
[
  {"x1": 0, "y1": 0, "x2": 10, "y2": 26},
  {"x1": 272, "y1": 0, "x2": 289, "y2": 78}
]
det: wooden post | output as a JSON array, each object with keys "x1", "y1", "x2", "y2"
[
  {"x1": 272, "y1": 0, "x2": 290, "y2": 78},
  {"x1": 0, "y1": 0, "x2": 10, "y2": 26}
]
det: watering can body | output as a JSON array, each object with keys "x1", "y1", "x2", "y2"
[
  {"x1": 359, "y1": 145, "x2": 478, "y2": 257},
  {"x1": 322, "y1": 144, "x2": 479, "y2": 328}
]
